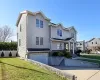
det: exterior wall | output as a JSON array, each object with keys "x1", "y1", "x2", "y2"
[
  {"x1": 49, "y1": 57, "x2": 64, "y2": 65},
  {"x1": 17, "y1": 14, "x2": 27, "y2": 58},
  {"x1": 27, "y1": 14, "x2": 50, "y2": 49},
  {"x1": 69, "y1": 29, "x2": 77, "y2": 41},
  {"x1": 0, "y1": 51, "x2": 17, "y2": 57},
  {"x1": 87, "y1": 38, "x2": 100, "y2": 47},
  {"x1": 51, "y1": 41, "x2": 64, "y2": 50},
  {"x1": 28, "y1": 53, "x2": 48, "y2": 64},
  {"x1": 50, "y1": 25, "x2": 77, "y2": 51},
  {"x1": 51, "y1": 25, "x2": 71, "y2": 39}
]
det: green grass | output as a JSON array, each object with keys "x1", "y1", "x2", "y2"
[
  {"x1": 0, "y1": 61, "x2": 2, "y2": 80},
  {"x1": 78, "y1": 58, "x2": 100, "y2": 64},
  {"x1": 80, "y1": 54, "x2": 100, "y2": 64},
  {"x1": 81, "y1": 54, "x2": 100, "y2": 60},
  {"x1": 0, "y1": 58, "x2": 67, "y2": 80}
]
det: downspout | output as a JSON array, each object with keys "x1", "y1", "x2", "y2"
[{"x1": 49, "y1": 25, "x2": 52, "y2": 54}]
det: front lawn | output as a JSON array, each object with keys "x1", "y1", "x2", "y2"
[
  {"x1": 78, "y1": 58, "x2": 100, "y2": 64},
  {"x1": 81, "y1": 54, "x2": 100, "y2": 60},
  {"x1": 0, "y1": 58, "x2": 66, "y2": 80},
  {"x1": 80, "y1": 54, "x2": 100, "y2": 64}
]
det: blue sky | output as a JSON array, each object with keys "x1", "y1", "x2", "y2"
[{"x1": 0, "y1": 0, "x2": 100, "y2": 41}]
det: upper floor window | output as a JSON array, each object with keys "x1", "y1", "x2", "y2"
[
  {"x1": 57, "y1": 29, "x2": 62, "y2": 37},
  {"x1": 36, "y1": 19, "x2": 39, "y2": 27},
  {"x1": 40, "y1": 20, "x2": 43, "y2": 28},
  {"x1": 36, "y1": 19, "x2": 43, "y2": 28},
  {"x1": 20, "y1": 24, "x2": 22, "y2": 32}
]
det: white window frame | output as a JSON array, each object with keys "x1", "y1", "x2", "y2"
[
  {"x1": 57, "y1": 29, "x2": 62, "y2": 37},
  {"x1": 40, "y1": 37, "x2": 43, "y2": 45},
  {"x1": 36, "y1": 19, "x2": 39, "y2": 27},
  {"x1": 36, "y1": 37, "x2": 39, "y2": 45},
  {"x1": 40, "y1": 20, "x2": 43, "y2": 28}
]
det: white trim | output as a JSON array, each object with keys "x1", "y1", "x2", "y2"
[
  {"x1": 16, "y1": 10, "x2": 50, "y2": 26},
  {"x1": 73, "y1": 42, "x2": 74, "y2": 54}
]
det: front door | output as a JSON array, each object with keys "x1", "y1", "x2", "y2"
[{"x1": 64, "y1": 43, "x2": 69, "y2": 50}]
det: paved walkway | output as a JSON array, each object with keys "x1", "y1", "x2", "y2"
[{"x1": 54, "y1": 66, "x2": 100, "y2": 80}]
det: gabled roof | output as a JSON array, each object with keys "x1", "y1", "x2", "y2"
[
  {"x1": 88, "y1": 38, "x2": 95, "y2": 42},
  {"x1": 49, "y1": 23, "x2": 77, "y2": 32},
  {"x1": 67, "y1": 26, "x2": 77, "y2": 33},
  {"x1": 16, "y1": 10, "x2": 50, "y2": 26}
]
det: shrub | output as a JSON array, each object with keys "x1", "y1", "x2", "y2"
[
  {"x1": 52, "y1": 51, "x2": 64, "y2": 57},
  {"x1": 9, "y1": 52, "x2": 12, "y2": 57},
  {"x1": 57, "y1": 51, "x2": 64, "y2": 57},
  {"x1": 75, "y1": 50, "x2": 82, "y2": 56},
  {"x1": 52, "y1": 50, "x2": 72, "y2": 58},
  {"x1": 85, "y1": 49, "x2": 91, "y2": 54},
  {"x1": 52, "y1": 52, "x2": 58, "y2": 56},
  {"x1": 63, "y1": 50, "x2": 72, "y2": 58},
  {"x1": 1, "y1": 52, "x2": 4, "y2": 57}
]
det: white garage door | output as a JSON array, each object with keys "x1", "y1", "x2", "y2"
[{"x1": 29, "y1": 53, "x2": 48, "y2": 64}]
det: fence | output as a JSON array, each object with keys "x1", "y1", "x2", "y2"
[{"x1": 0, "y1": 51, "x2": 17, "y2": 57}]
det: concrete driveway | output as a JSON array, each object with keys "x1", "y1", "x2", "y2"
[{"x1": 54, "y1": 66, "x2": 100, "y2": 80}]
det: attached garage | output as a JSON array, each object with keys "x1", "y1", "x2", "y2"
[{"x1": 28, "y1": 52, "x2": 49, "y2": 64}]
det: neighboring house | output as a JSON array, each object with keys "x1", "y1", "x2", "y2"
[
  {"x1": 76, "y1": 40, "x2": 85, "y2": 52},
  {"x1": 86, "y1": 38, "x2": 100, "y2": 53},
  {"x1": 16, "y1": 10, "x2": 77, "y2": 64}
]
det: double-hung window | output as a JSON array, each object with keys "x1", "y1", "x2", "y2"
[
  {"x1": 36, "y1": 37, "x2": 39, "y2": 45},
  {"x1": 40, "y1": 37, "x2": 43, "y2": 45},
  {"x1": 40, "y1": 20, "x2": 43, "y2": 28},
  {"x1": 36, "y1": 19, "x2": 43, "y2": 28},
  {"x1": 36, "y1": 37, "x2": 43, "y2": 45},
  {"x1": 57, "y1": 29, "x2": 62, "y2": 37},
  {"x1": 36, "y1": 19, "x2": 39, "y2": 27}
]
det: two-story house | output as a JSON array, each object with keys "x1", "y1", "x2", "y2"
[
  {"x1": 16, "y1": 10, "x2": 77, "y2": 64},
  {"x1": 86, "y1": 38, "x2": 100, "y2": 53}
]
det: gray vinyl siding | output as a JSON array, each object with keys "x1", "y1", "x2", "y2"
[{"x1": 26, "y1": 14, "x2": 50, "y2": 49}]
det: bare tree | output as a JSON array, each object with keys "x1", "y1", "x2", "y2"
[{"x1": 0, "y1": 25, "x2": 13, "y2": 42}]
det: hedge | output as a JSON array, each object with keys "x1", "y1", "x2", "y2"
[
  {"x1": 0, "y1": 42, "x2": 17, "y2": 50},
  {"x1": 52, "y1": 49, "x2": 72, "y2": 58}
]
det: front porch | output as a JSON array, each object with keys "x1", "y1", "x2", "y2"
[{"x1": 50, "y1": 38, "x2": 76, "y2": 55}]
